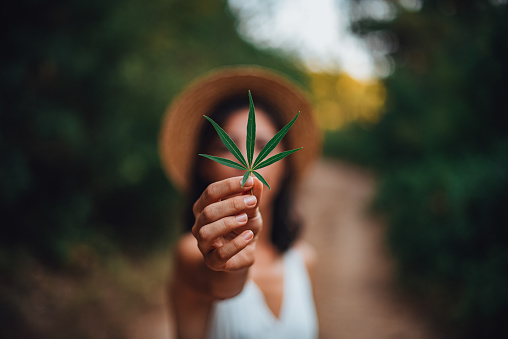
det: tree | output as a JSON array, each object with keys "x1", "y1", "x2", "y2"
[
  {"x1": 0, "y1": 0, "x2": 304, "y2": 265},
  {"x1": 328, "y1": 0, "x2": 508, "y2": 336}
]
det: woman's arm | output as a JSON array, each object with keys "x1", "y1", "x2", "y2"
[
  {"x1": 185, "y1": 175, "x2": 263, "y2": 297},
  {"x1": 171, "y1": 176, "x2": 263, "y2": 338}
]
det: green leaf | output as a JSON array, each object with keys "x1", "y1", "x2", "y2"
[
  {"x1": 203, "y1": 115, "x2": 248, "y2": 168},
  {"x1": 247, "y1": 90, "x2": 256, "y2": 167},
  {"x1": 252, "y1": 171, "x2": 270, "y2": 190},
  {"x1": 198, "y1": 154, "x2": 247, "y2": 170},
  {"x1": 200, "y1": 92, "x2": 302, "y2": 190},
  {"x1": 252, "y1": 112, "x2": 300, "y2": 168},
  {"x1": 253, "y1": 147, "x2": 303, "y2": 170},
  {"x1": 241, "y1": 171, "x2": 251, "y2": 187}
]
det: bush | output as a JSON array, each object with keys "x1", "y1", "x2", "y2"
[
  {"x1": 0, "y1": 0, "x2": 305, "y2": 266},
  {"x1": 326, "y1": 1, "x2": 508, "y2": 336}
]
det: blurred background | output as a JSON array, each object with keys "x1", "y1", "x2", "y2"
[{"x1": 1, "y1": 0, "x2": 507, "y2": 338}]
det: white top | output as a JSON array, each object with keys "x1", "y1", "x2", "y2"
[{"x1": 206, "y1": 249, "x2": 318, "y2": 339}]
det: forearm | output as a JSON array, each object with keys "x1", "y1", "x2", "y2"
[
  {"x1": 179, "y1": 176, "x2": 262, "y2": 300},
  {"x1": 205, "y1": 265, "x2": 250, "y2": 300},
  {"x1": 175, "y1": 233, "x2": 252, "y2": 301}
]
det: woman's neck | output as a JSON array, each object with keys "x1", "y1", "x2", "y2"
[{"x1": 255, "y1": 205, "x2": 281, "y2": 257}]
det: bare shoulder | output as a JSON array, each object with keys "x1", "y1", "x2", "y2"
[
  {"x1": 293, "y1": 240, "x2": 318, "y2": 272},
  {"x1": 175, "y1": 232, "x2": 201, "y2": 266}
]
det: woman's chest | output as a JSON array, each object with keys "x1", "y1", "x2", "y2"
[
  {"x1": 251, "y1": 259, "x2": 285, "y2": 318},
  {"x1": 206, "y1": 249, "x2": 319, "y2": 339}
]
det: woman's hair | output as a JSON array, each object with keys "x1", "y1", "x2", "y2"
[{"x1": 183, "y1": 94, "x2": 302, "y2": 253}]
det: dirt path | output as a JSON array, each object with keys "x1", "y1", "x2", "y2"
[
  {"x1": 130, "y1": 158, "x2": 437, "y2": 339},
  {"x1": 297, "y1": 159, "x2": 436, "y2": 339}
]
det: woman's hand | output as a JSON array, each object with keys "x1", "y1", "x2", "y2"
[{"x1": 192, "y1": 176, "x2": 263, "y2": 272}]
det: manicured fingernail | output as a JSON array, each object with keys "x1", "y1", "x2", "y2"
[
  {"x1": 236, "y1": 213, "x2": 247, "y2": 223},
  {"x1": 242, "y1": 230, "x2": 253, "y2": 241},
  {"x1": 244, "y1": 195, "x2": 257, "y2": 207},
  {"x1": 241, "y1": 176, "x2": 253, "y2": 187}
]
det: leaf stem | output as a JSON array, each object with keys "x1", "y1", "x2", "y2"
[{"x1": 250, "y1": 171, "x2": 253, "y2": 195}]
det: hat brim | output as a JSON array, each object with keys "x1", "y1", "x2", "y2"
[{"x1": 159, "y1": 66, "x2": 321, "y2": 191}]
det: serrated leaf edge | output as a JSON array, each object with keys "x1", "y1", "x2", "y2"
[
  {"x1": 199, "y1": 154, "x2": 247, "y2": 170},
  {"x1": 253, "y1": 147, "x2": 303, "y2": 170},
  {"x1": 252, "y1": 112, "x2": 299, "y2": 168},
  {"x1": 252, "y1": 171, "x2": 270, "y2": 190},
  {"x1": 203, "y1": 115, "x2": 248, "y2": 168}
]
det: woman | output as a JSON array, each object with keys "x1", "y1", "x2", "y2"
[{"x1": 159, "y1": 67, "x2": 321, "y2": 339}]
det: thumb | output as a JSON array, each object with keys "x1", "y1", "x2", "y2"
[{"x1": 244, "y1": 177, "x2": 263, "y2": 218}]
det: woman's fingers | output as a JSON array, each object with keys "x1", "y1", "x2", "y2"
[
  {"x1": 193, "y1": 176, "x2": 254, "y2": 217},
  {"x1": 192, "y1": 194, "x2": 257, "y2": 237},
  {"x1": 196, "y1": 213, "x2": 248, "y2": 254},
  {"x1": 191, "y1": 176, "x2": 264, "y2": 272},
  {"x1": 204, "y1": 230, "x2": 255, "y2": 271},
  {"x1": 245, "y1": 178, "x2": 263, "y2": 218}
]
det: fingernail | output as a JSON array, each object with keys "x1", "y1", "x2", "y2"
[
  {"x1": 244, "y1": 195, "x2": 257, "y2": 207},
  {"x1": 242, "y1": 230, "x2": 253, "y2": 241},
  {"x1": 236, "y1": 213, "x2": 247, "y2": 223},
  {"x1": 241, "y1": 176, "x2": 253, "y2": 187}
]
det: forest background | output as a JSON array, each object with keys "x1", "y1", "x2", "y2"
[{"x1": 1, "y1": 0, "x2": 506, "y2": 338}]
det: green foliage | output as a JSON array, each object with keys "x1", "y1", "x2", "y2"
[
  {"x1": 200, "y1": 91, "x2": 302, "y2": 190},
  {"x1": 0, "y1": 0, "x2": 305, "y2": 267},
  {"x1": 327, "y1": 0, "x2": 508, "y2": 336}
]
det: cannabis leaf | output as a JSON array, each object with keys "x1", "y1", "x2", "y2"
[{"x1": 199, "y1": 90, "x2": 302, "y2": 190}]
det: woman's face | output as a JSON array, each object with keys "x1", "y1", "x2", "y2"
[{"x1": 201, "y1": 107, "x2": 287, "y2": 208}]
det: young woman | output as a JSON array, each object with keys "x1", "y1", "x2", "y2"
[{"x1": 159, "y1": 67, "x2": 321, "y2": 339}]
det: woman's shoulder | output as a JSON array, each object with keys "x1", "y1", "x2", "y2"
[
  {"x1": 291, "y1": 240, "x2": 318, "y2": 273},
  {"x1": 174, "y1": 232, "x2": 202, "y2": 271}
]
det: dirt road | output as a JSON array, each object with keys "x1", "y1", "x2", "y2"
[
  {"x1": 296, "y1": 159, "x2": 436, "y2": 339},
  {"x1": 130, "y1": 159, "x2": 437, "y2": 339}
]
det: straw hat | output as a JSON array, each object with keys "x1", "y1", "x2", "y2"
[{"x1": 159, "y1": 66, "x2": 321, "y2": 191}]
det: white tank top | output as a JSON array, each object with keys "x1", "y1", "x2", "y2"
[{"x1": 206, "y1": 249, "x2": 318, "y2": 339}]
